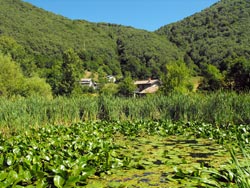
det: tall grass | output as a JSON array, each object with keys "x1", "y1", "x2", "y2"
[
  {"x1": 229, "y1": 147, "x2": 250, "y2": 187},
  {"x1": 0, "y1": 92, "x2": 249, "y2": 135}
]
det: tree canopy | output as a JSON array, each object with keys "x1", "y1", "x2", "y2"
[{"x1": 161, "y1": 61, "x2": 193, "y2": 94}]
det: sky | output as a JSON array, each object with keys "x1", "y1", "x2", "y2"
[{"x1": 23, "y1": 0, "x2": 219, "y2": 31}]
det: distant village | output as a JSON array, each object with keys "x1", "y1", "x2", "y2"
[{"x1": 79, "y1": 76, "x2": 160, "y2": 96}]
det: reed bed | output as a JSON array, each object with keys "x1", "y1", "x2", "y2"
[{"x1": 0, "y1": 92, "x2": 249, "y2": 135}]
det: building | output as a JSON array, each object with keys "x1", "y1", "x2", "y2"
[
  {"x1": 79, "y1": 78, "x2": 97, "y2": 89},
  {"x1": 134, "y1": 79, "x2": 160, "y2": 95},
  {"x1": 106, "y1": 75, "x2": 116, "y2": 83}
]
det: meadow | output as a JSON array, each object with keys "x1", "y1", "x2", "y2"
[{"x1": 0, "y1": 92, "x2": 250, "y2": 187}]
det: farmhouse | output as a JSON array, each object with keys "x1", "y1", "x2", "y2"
[
  {"x1": 134, "y1": 79, "x2": 160, "y2": 95},
  {"x1": 106, "y1": 75, "x2": 116, "y2": 83},
  {"x1": 79, "y1": 78, "x2": 97, "y2": 89}
]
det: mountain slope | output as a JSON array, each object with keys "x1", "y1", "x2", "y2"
[
  {"x1": 156, "y1": 0, "x2": 250, "y2": 71},
  {"x1": 1, "y1": 0, "x2": 249, "y2": 83},
  {"x1": 0, "y1": 0, "x2": 183, "y2": 79}
]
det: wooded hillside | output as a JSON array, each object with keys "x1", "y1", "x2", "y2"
[
  {"x1": 156, "y1": 0, "x2": 250, "y2": 72},
  {"x1": 0, "y1": 0, "x2": 182, "y2": 79},
  {"x1": 0, "y1": 0, "x2": 250, "y2": 96}
]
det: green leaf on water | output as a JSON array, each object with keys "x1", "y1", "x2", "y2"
[
  {"x1": 64, "y1": 175, "x2": 80, "y2": 187},
  {"x1": 53, "y1": 175, "x2": 65, "y2": 188},
  {"x1": 6, "y1": 154, "x2": 14, "y2": 166},
  {"x1": 25, "y1": 185, "x2": 35, "y2": 188},
  {"x1": 13, "y1": 148, "x2": 20, "y2": 155},
  {"x1": 0, "y1": 156, "x2": 4, "y2": 166},
  {"x1": 0, "y1": 171, "x2": 8, "y2": 181},
  {"x1": 6, "y1": 170, "x2": 19, "y2": 185},
  {"x1": 23, "y1": 170, "x2": 32, "y2": 181},
  {"x1": 35, "y1": 178, "x2": 47, "y2": 188},
  {"x1": 12, "y1": 185, "x2": 25, "y2": 188},
  {"x1": 32, "y1": 155, "x2": 40, "y2": 164}
]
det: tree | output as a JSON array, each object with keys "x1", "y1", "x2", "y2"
[
  {"x1": 226, "y1": 57, "x2": 250, "y2": 91},
  {"x1": 0, "y1": 54, "x2": 24, "y2": 96},
  {"x1": 117, "y1": 75, "x2": 136, "y2": 97},
  {"x1": 199, "y1": 64, "x2": 224, "y2": 91},
  {"x1": 0, "y1": 36, "x2": 26, "y2": 61},
  {"x1": 161, "y1": 61, "x2": 193, "y2": 94},
  {"x1": 0, "y1": 53, "x2": 52, "y2": 98},
  {"x1": 100, "y1": 83, "x2": 118, "y2": 96},
  {"x1": 58, "y1": 49, "x2": 83, "y2": 96},
  {"x1": 43, "y1": 60, "x2": 63, "y2": 95},
  {"x1": 0, "y1": 36, "x2": 36, "y2": 76},
  {"x1": 122, "y1": 56, "x2": 142, "y2": 78},
  {"x1": 22, "y1": 76, "x2": 52, "y2": 99}
]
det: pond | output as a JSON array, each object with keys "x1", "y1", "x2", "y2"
[{"x1": 86, "y1": 135, "x2": 233, "y2": 187}]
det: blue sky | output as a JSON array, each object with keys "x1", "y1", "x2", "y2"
[{"x1": 23, "y1": 0, "x2": 219, "y2": 31}]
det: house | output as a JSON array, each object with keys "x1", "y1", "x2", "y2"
[
  {"x1": 134, "y1": 79, "x2": 160, "y2": 95},
  {"x1": 79, "y1": 78, "x2": 97, "y2": 89},
  {"x1": 106, "y1": 75, "x2": 116, "y2": 83}
]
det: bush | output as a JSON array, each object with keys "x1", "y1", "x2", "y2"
[
  {"x1": 0, "y1": 53, "x2": 52, "y2": 98},
  {"x1": 22, "y1": 76, "x2": 52, "y2": 99}
]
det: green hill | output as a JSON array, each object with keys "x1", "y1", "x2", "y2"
[
  {"x1": 156, "y1": 0, "x2": 250, "y2": 71},
  {"x1": 0, "y1": 0, "x2": 250, "y2": 95},
  {"x1": 0, "y1": 0, "x2": 183, "y2": 79}
]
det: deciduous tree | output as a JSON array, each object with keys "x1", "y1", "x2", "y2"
[
  {"x1": 117, "y1": 75, "x2": 136, "y2": 97},
  {"x1": 199, "y1": 64, "x2": 224, "y2": 91},
  {"x1": 58, "y1": 49, "x2": 83, "y2": 96},
  {"x1": 161, "y1": 61, "x2": 193, "y2": 94}
]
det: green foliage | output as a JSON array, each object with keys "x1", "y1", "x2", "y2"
[
  {"x1": 42, "y1": 60, "x2": 63, "y2": 95},
  {"x1": 0, "y1": 54, "x2": 24, "y2": 96},
  {"x1": 117, "y1": 76, "x2": 136, "y2": 97},
  {"x1": 0, "y1": 122, "x2": 129, "y2": 187},
  {"x1": 161, "y1": 61, "x2": 193, "y2": 94},
  {"x1": 0, "y1": 36, "x2": 36, "y2": 76},
  {"x1": 226, "y1": 57, "x2": 250, "y2": 91},
  {"x1": 0, "y1": 0, "x2": 183, "y2": 81},
  {"x1": 0, "y1": 92, "x2": 250, "y2": 133},
  {"x1": 100, "y1": 83, "x2": 118, "y2": 96},
  {"x1": 226, "y1": 146, "x2": 250, "y2": 187},
  {"x1": 157, "y1": 0, "x2": 250, "y2": 82},
  {"x1": 0, "y1": 120, "x2": 249, "y2": 187},
  {"x1": 199, "y1": 64, "x2": 224, "y2": 91},
  {"x1": 0, "y1": 53, "x2": 52, "y2": 98},
  {"x1": 0, "y1": 36, "x2": 26, "y2": 61},
  {"x1": 114, "y1": 27, "x2": 183, "y2": 79},
  {"x1": 22, "y1": 76, "x2": 52, "y2": 99},
  {"x1": 58, "y1": 49, "x2": 83, "y2": 96},
  {"x1": 0, "y1": 0, "x2": 250, "y2": 94}
]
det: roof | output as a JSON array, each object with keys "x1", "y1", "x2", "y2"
[
  {"x1": 134, "y1": 79, "x2": 159, "y2": 85},
  {"x1": 80, "y1": 78, "x2": 92, "y2": 83},
  {"x1": 138, "y1": 85, "x2": 159, "y2": 94}
]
